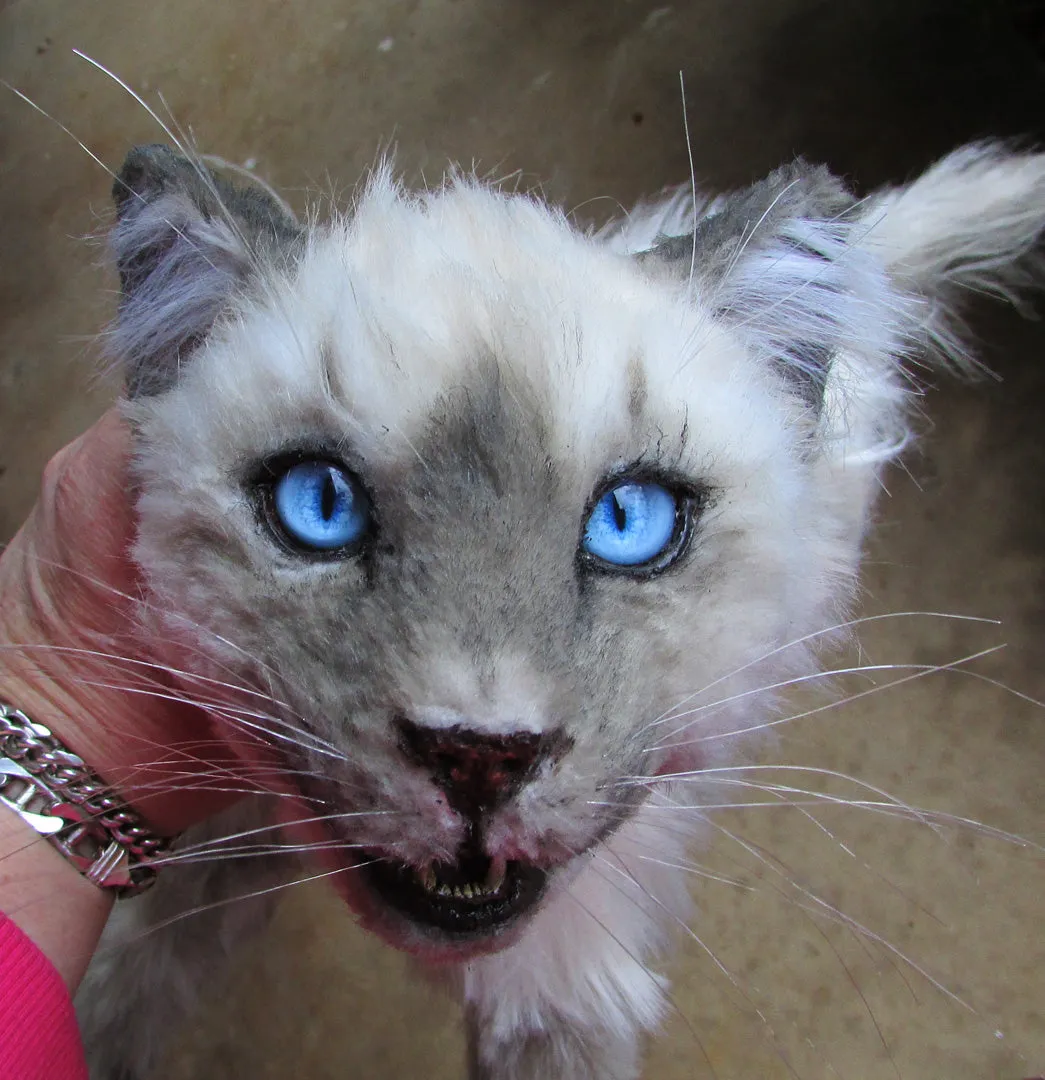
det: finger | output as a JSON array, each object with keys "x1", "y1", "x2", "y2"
[{"x1": 40, "y1": 408, "x2": 136, "y2": 562}]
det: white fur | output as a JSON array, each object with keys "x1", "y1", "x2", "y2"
[{"x1": 80, "y1": 143, "x2": 1045, "y2": 1080}]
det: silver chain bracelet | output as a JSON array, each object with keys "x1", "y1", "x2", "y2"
[{"x1": 0, "y1": 702, "x2": 170, "y2": 897}]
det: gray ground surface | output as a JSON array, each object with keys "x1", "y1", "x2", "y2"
[{"x1": 1, "y1": 1, "x2": 1042, "y2": 1077}]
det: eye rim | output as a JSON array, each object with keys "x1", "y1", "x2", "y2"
[
  {"x1": 577, "y1": 470, "x2": 704, "y2": 579},
  {"x1": 253, "y1": 451, "x2": 376, "y2": 560}
]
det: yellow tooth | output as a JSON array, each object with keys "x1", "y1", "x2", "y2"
[
  {"x1": 418, "y1": 865, "x2": 436, "y2": 892},
  {"x1": 437, "y1": 884, "x2": 452, "y2": 897},
  {"x1": 452, "y1": 885, "x2": 465, "y2": 899}
]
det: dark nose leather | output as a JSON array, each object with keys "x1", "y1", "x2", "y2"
[{"x1": 397, "y1": 718, "x2": 566, "y2": 819}]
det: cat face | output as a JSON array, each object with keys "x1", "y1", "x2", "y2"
[{"x1": 113, "y1": 146, "x2": 924, "y2": 956}]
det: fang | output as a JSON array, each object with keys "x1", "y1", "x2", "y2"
[{"x1": 485, "y1": 859, "x2": 506, "y2": 893}]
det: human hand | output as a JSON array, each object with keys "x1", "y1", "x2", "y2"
[{"x1": 0, "y1": 409, "x2": 243, "y2": 836}]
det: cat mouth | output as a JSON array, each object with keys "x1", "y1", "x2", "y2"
[{"x1": 362, "y1": 845, "x2": 547, "y2": 937}]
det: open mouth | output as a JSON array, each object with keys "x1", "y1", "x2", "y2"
[{"x1": 363, "y1": 844, "x2": 547, "y2": 937}]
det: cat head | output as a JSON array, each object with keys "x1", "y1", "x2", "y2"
[{"x1": 111, "y1": 143, "x2": 1045, "y2": 955}]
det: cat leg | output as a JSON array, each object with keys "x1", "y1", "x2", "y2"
[
  {"x1": 462, "y1": 799, "x2": 695, "y2": 1080},
  {"x1": 76, "y1": 799, "x2": 289, "y2": 1080}
]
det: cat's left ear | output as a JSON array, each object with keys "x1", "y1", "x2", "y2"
[
  {"x1": 637, "y1": 162, "x2": 865, "y2": 408},
  {"x1": 109, "y1": 144, "x2": 302, "y2": 397},
  {"x1": 641, "y1": 145, "x2": 1045, "y2": 407}
]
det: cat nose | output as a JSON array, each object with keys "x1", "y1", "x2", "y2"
[{"x1": 396, "y1": 718, "x2": 566, "y2": 819}]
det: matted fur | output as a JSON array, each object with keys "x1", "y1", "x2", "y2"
[{"x1": 78, "y1": 143, "x2": 1045, "y2": 1079}]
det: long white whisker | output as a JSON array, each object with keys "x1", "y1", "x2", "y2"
[
  {"x1": 113, "y1": 861, "x2": 381, "y2": 948},
  {"x1": 678, "y1": 71, "x2": 699, "y2": 296},
  {"x1": 58, "y1": 674, "x2": 347, "y2": 760},
  {"x1": 651, "y1": 645, "x2": 1005, "y2": 750},
  {"x1": 589, "y1": 851, "x2": 804, "y2": 1077},
  {"x1": 648, "y1": 656, "x2": 975, "y2": 744},
  {"x1": 152, "y1": 840, "x2": 371, "y2": 868},
  {"x1": 1, "y1": 640, "x2": 300, "y2": 715},
  {"x1": 168, "y1": 810, "x2": 394, "y2": 857},
  {"x1": 625, "y1": 763, "x2": 941, "y2": 843},
  {"x1": 603, "y1": 845, "x2": 751, "y2": 890},
  {"x1": 3, "y1": 82, "x2": 118, "y2": 181},
  {"x1": 633, "y1": 611, "x2": 999, "y2": 740},
  {"x1": 698, "y1": 808, "x2": 979, "y2": 1015},
  {"x1": 0, "y1": 550, "x2": 329, "y2": 716},
  {"x1": 13, "y1": 649, "x2": 346, "y2": 759},
  {"x1": 555, "y1": 857, "x2": 721, "y2": 1077},
  {"x1": 73, "y1": 52, "x2": 266, "y2": 277}
]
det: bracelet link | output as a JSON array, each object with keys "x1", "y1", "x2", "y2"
[{"x1": 0, "y1": 703, "x2": 169, "y2": 896}]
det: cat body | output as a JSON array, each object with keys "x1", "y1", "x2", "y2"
[{"x1": 77, "y1": 143, "x2": 1045, "y2": 1078}]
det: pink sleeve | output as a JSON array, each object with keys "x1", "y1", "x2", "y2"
[{"x1": 0, "y1": 912, "x2": 88, "y2": 1080}]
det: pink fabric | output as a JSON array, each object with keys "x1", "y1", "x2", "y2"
[{"x1": 0, "y1": 912, "x2": 87, "y2": 1080}]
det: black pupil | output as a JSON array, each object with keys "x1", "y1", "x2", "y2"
[
  {"x1": 320, "y1": 470, "x2": 338, "y2": 521},
  {"x1": 611, "y1": 492, "x2": 627, "y2": 531}
]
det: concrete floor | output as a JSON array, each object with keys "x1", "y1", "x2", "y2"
[{"x1": 1, "y1": 1, "x2": 1043, "y2": 1077}]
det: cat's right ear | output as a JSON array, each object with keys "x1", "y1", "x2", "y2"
[{"x1": 110, "y1": 144, "x2": 301, "y2": 397}]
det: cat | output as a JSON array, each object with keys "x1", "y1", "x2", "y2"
[{"x1": 74, "y1": 140, "x2": 1045, "y2": 1079}]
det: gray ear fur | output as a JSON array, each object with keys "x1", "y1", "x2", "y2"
[
  {"x1": 642, "y1": 146, "x2": 1045, "y2": 402},
  {"x1": 110, "y1": 144, "x2": 302, "y2": 397},
  {"x1": 640, "y1": 161, "x2": 862, "y2": 408}
]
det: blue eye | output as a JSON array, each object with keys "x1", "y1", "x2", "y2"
[
  {"x1": 271, "y1": 461, "x2": 370, "y2": 552},
  {"x1": 582, "y1": 482, "x2": 680, "y2": 568}
]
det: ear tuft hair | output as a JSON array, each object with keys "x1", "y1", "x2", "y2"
[
  {"x1": 856, "y1": 142, "x2": 1045, "y2": 369},
  {"x1": 109, "y1": 144, "x2": 301, "y2": 397}
]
